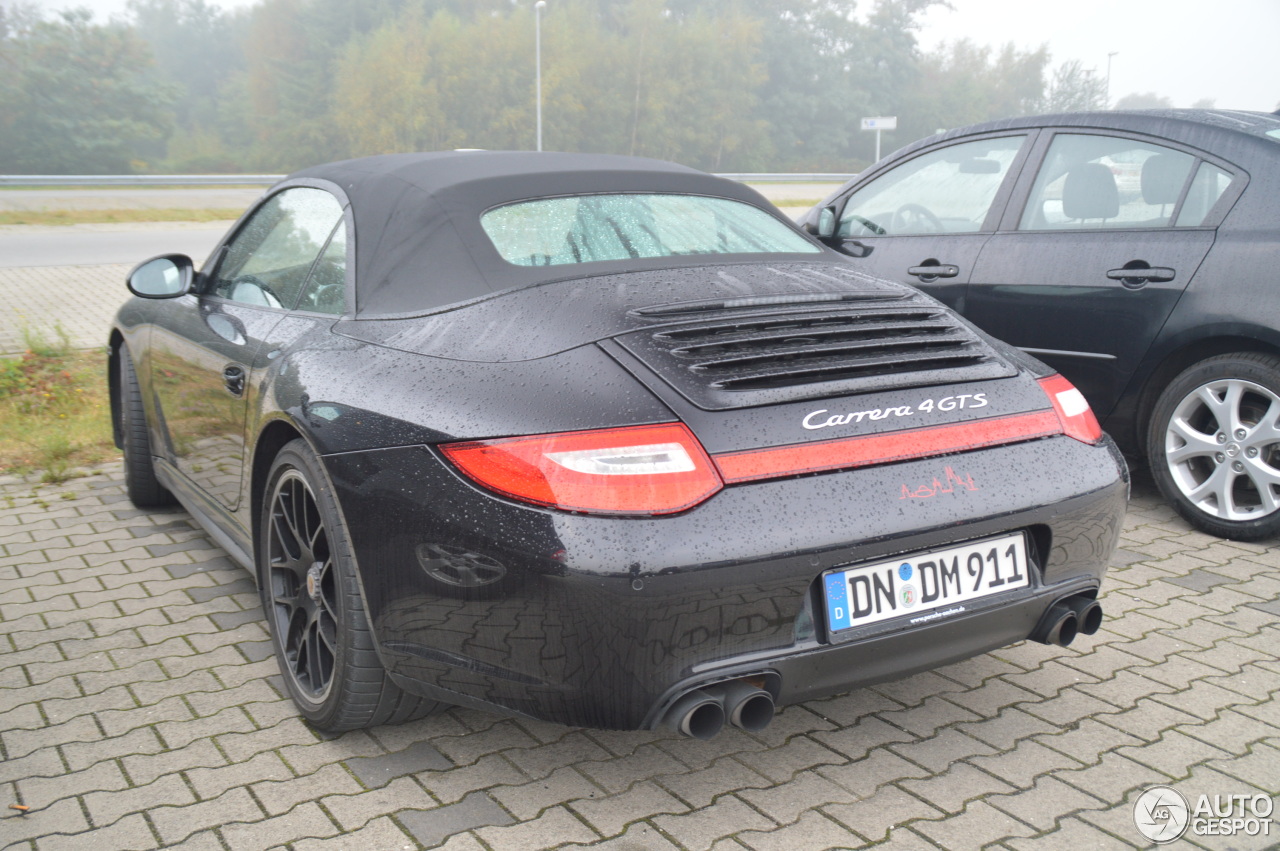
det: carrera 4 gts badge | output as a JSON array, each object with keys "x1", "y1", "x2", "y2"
[{"x1": 802, "y1": 393, "x2": 988, "y2": 430}]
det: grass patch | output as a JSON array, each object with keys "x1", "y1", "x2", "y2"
[
  {"x1": 0, "y1": 332, "x2": 118, "y2": 480},
  {"x1": 0, "y1": 208, "x2": 242, "y2": 226}
]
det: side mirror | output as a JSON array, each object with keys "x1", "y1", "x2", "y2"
[
  {"x1": 817, "y1": 206, "x2": 837, "y2": 239},
  {"x1": 127, "y1": 254, "x2": 194, "y2": 299}
]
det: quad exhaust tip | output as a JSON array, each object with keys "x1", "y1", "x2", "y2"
[
  {"x1": 665, "y1": 595, "x2": 1104, "y2": 738},
  {"x1": 1032, "y1": 594, "x2": 1103, "y2": 647},
  {"x1": 663, "y1": 679, "x2": 776, "y2": 739}
]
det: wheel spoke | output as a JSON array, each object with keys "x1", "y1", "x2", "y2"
[
  {"x1": 287, "y1": 482, "x2": 311, "y2": 560},
  {"x1": 1219, "y1": 381, "x2": 1248, "y2": 435},
  {"x1": 1185, "y1": 462, "x2": 1234, "y2": 511},
  {"x1": 1245, "y1": 397, "x2": 1280, "y2": 447},
  {"x1": 1242, "y1": 458, "x2": 1280, "y2": 514},
  {"x1": 1166, "y1": 416, "x2": 1218, "y2": 463}
]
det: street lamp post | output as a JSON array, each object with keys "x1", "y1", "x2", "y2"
[
  {"x1": 1106, "y1": 52, "x2": 1118, "y2": 108},
  {"x1": 535, "y1": 0, "x2": 546, "y2": 152}
]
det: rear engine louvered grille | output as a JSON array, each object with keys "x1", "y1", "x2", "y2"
[
  {"x1": 657, "y1": 309, "x2": 993, "y2": 391},
  {"x1": 615, "y1": 303, "x2": 1017, "y2": 410}
]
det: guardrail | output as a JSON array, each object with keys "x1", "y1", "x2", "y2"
[
  {"x1": 0, "y1": 175, "x2": 283, "y2": 186},
  {"x1": 0, "y1": 172, "x2": 854, "y2": 187}
]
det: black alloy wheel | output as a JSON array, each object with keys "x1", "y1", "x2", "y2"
[
  {"x1": 266, "y1": 467, "x2": 338, "y2": 703},
  {"x1": 261, "y1": 440, "x2": 441, "y2": 730},
  {"x1": 1148, "y1": 353, "x2": 1280, "y2": 541}
]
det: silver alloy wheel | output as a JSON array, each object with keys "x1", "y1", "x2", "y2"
[
  {"x1": 266, "y1": 469, "x2": 337, "y2": 703},
  {"x1": 1163, "y1": 378, "x2": 1280, "y2": 522}
]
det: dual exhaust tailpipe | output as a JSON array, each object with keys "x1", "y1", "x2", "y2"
[
  {"x1": 663, "y1": 679, "x2": 776, "y2": 740},
  {"x1": 1032, "y1": 594, "x2": 1103, "y2": 647}
]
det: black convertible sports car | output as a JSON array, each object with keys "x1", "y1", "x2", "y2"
[{"x1": 110, "y1": 152, "x2": 1126, "y2": 738}]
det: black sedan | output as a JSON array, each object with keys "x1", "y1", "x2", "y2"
[
  {"x1": 110, "y1": 152, "x2": 1126, "y2": 738},
  {"x1": 801, "y1": 109, "x2": 1280, "y2": 541}
]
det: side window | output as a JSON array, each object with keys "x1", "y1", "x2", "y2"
[
  {"x1": 1175, "y1": 162, "x2": 1233, "y2": 226},
  {"x1": 210, "y1": 188, "x2": 344, "y2": 308},
  {"x1": 296, "y1": 221, "x2": 348, "y2": 315},
  {"x1": 1019, "y1": 134, "x2": 1196, "y2": 230},
  {"x1": 838, "y1": 135, "x2": 1026, "y2": 237}
]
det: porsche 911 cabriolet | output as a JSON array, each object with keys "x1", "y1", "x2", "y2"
[{"x1": 109, "y1": 152, "x2": 1126, "y2": 739}]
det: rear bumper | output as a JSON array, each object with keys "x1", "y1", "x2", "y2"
[
  {"x1": 324, "y1": 433, "x2": 1127, "y2": 730},
  {"x1": 644, "y1": 574, "x2": 1098, "y2": 728}
]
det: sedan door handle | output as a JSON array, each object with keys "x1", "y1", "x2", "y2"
[
  {"x1": 223, "y1": 365, "x2": 246, "y2": 397},
  {"x1": 907, "y1": 264, "x2": 959, "y2": 280},
  {"x1": 1106, "y1": 266, "x2": 1175, "y2": 285}
]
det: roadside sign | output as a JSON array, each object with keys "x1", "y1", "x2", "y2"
[
  {"x1": 861, "y1": 116, "x2": 898, "y2": 161},
  {"x1": 860, "y1": 117, "x2": 898, "y2": 131}
]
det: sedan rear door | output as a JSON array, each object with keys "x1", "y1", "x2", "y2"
[{"x1": 965, "y1": 131, "x2": 1235, "y2": 419}]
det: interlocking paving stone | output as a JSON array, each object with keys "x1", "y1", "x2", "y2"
[
  {"x1": 0, "y1": 326, "x2": 1275, "y2": 851},
  {"x1": 501, "y1": 731, "x2": 612, "y2": 781},
  {"x1": 896, "y1": 761, "x2": 1018, "y2": 813},
  {"x1": 321, "y1": 775, "x2": 438, "y2": 832},
  {"x1": 651, "y1": 796, "x2": 776, "y2": 851},
  {"x1": 398, "y1": 790, "x2": 517, "y2": 848},
  {"x1": 656, "y1": 755, "x2": 773, "y2": 809},
  {"x1": 342, "y1": 739, "x2": 452, "y2": 788},
  {"x1": 291, "y1": 814, "x2": 419, "y2": 850},
  {"x1": 824, "y1": 784, "x2": 947, "y2": 843},
  {"x1": 490, "y1": 765, "x2": 602, "y2": 822}
]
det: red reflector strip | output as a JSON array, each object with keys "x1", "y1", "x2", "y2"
[{"x1": 713, "y1": 410, "x2": 1063, "y2": 484}]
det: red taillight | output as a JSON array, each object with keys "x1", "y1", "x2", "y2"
[
  {"x1": 713, "y1": 411, "x2": 1062, "y2": 483},
  {"x1": 1038, "y1": 374, "x2": 1103, "y2": 444},
  {"x1": 441, "y1": 423, "x2": 723, "y2": 515}
]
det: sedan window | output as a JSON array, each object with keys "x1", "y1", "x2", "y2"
[
  {"x1": 211, "y1": 188, "x2": 345, "y2": 309},
  {"x1": 481, "y1": 194, "x2": 818, "y2": 267},
  {"x1": 1018, "y1": 135, "x2": 1197, "y2": 230},
  {"x1": 1175, "y1": 162, "x2": 1233, "y2": 226},
  {"x1": 837, "y1": 136, "x2": 1026, "y2": 237}
]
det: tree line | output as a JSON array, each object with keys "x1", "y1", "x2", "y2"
[{"x1": 0, "y1": 0, "x2": 1138, "y2": 175}]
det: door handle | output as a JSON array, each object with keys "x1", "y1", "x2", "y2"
[
  {"x1": 1106, "y1": 266, "x2": 1175, "y2": 287},
  {"x1": 223, "y1": 365, "x2": 246, "y2": 397},
  {"x1": 907, "y1": 264, "x2": 959, "y2": 280}
]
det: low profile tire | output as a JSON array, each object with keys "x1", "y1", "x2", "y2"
[
  {"x1": 260, "y1": 440, "x2": 442, "y2": 731},
  {"x1": 117, "y1": 345, "x2": 175, "y2": 508},
  {"x1": 1147, "y1": 353, "x2": 1280, "y2": 541}
]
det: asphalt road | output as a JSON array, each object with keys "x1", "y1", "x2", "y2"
[
  {"x1": 0, "y1": 223, "x2": 230, "y2": 268},
  {"x1": 0, "y1": 186, "x2": 267, "y2": 212}
]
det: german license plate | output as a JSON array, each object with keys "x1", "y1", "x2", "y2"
[{"x1": 823, "y1": 533, "x2": 1029, "y2": 634}]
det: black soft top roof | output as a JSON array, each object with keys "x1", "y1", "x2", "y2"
[{"x1": 285, "y1": 151, "x2": 818, "y2": 317}]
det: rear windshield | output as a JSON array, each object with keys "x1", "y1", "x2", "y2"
[{"x1": 481, "y1": 193, "x2": 819, "y2": 267}]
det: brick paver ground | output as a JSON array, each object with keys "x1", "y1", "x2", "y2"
[
  {"x1": 0, "y1": 264, "x2": 130, "y2": 355},
  {"x1": 1, "y1": 463, "x2": 1276, "y2": 850},
  {"x1": 0, "y1": 258, "x2": 1277, "y2": 849}
]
